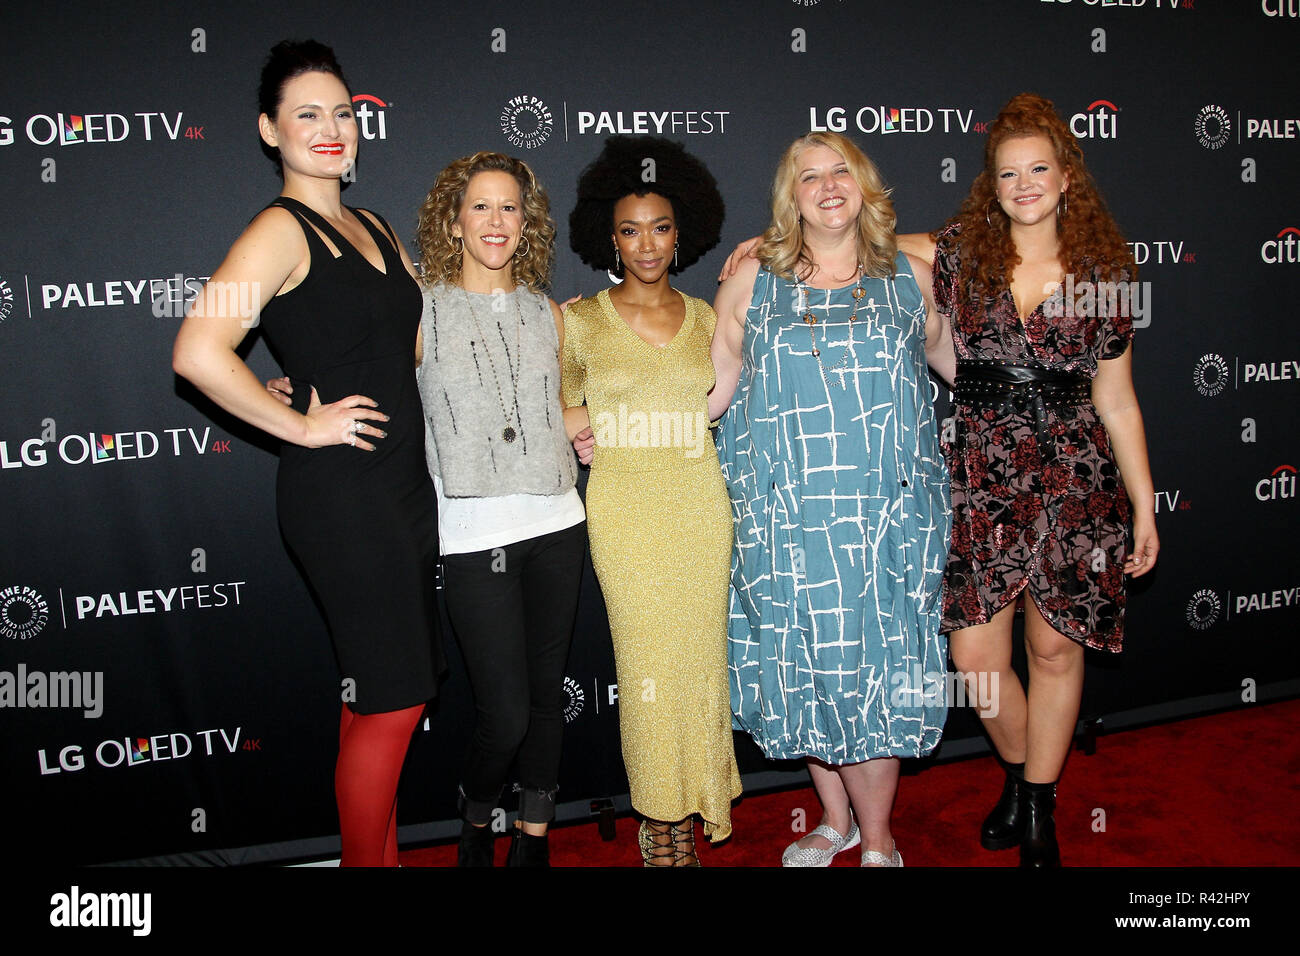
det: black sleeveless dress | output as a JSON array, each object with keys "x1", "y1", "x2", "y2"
[{"x1": 259, "y1": 196, "x2": 441, "y2": 714}]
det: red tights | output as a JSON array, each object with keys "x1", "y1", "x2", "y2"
[{"x1": 335, "y1": 702, "x2": 424, "y2": 867}]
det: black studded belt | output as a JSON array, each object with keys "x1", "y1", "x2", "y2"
[{"x1": 953, "y1": 359, "x2": 1092, "y2": 463}]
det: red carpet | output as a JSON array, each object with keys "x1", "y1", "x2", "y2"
[{"x1": 399, "y1": 698, "x2": 1300, "y2": 867}]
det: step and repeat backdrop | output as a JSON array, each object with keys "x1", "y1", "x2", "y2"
[{"x1": 1, "y1": 1, "x2": 1296, "y2": 865}]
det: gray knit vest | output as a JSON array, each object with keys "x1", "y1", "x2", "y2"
[{"x1": 418, "y1": 283, "x2": 577, "y2": 497}]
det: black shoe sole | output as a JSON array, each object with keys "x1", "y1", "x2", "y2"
[{"x1": 980, "y1": 830, "x2": 1025, "y2": 851}]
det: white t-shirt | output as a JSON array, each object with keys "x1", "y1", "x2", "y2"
[{"x1": 434, "y1": 474, "x2": 585, "y2": 555}]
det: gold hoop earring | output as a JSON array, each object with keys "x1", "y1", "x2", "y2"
[
  {"x1": 454, "y1": 236, "x2": 464, "y2": 256},
  {"x1": 985, "y1": 199, "x2": 999, "y2": 229},
  {"x1": 514, "y1": 236, "x2": 530, "y2": 259}
]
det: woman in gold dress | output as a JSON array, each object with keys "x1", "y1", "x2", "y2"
[{"x1": 562, "y1": 136, "x2": 740, "y2": 865}]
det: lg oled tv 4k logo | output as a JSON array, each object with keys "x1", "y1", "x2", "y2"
[{"x1": 0, "y1": 111, "x2": 202, "y2": 146}]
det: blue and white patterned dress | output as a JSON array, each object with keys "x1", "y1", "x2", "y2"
[{"x1": 718, "y1": 255, "x2": 951, "y2": 764}]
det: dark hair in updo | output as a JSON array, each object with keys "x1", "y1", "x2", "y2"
[
  {"x1": 257, "y1": 39, "x2": 351, "y2": 171},
  {"x1": 569, "y1": 136, "x2": 725, "y2": 274}
]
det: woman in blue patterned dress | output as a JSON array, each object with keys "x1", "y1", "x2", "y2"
[{"x1": 711, "y1": 131, "x2": 955, "y2": 866}]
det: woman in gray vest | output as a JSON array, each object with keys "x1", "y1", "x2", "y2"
[{"x1": 415, "y1": 152, "x2": 587, "y2": 866}]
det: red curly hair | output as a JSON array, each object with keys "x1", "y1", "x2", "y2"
[{"x1": 945, "y1": 93, "x2": 1134, "y2": 296}]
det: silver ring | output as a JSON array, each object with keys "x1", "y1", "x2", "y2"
[
  {"x1": 347, "y1": 433, "x2": 357, "y2": 447},
  {"x1": 350, "y1": 420, "x2": 362, "y2": 434}
]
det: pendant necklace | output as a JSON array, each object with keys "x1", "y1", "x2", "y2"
[
  {"x1": 798, "y1": 265, "x2": 867, "y2": 381},
  {"x1": 462, "y1": 286, "x2": 524, "y2": 443}
]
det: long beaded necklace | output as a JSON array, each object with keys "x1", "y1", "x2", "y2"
[
  {"x1": 798, "y1": 266, "x2": 868, "y2": 381},
  {"x1": 461, "y1": 286, "x2": 524, "y2": 443}
]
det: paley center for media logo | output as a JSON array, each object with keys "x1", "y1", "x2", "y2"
[
  {"x1": 1, "y1": 585, "x2": 48, "y2": 640},
  {"x1": 1195, "y1": 104, "x2": 1231, "y2": 150},
  {"x1": 500, "y1": 94, "x2": 553, "y2": 149},
  {"x1": 0, "y1": 273, "x2": 14, "y2": 322}
]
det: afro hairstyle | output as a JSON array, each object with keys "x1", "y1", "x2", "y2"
[{"x1": 569, "y1": 135, "x2": 725, "y2": 274}]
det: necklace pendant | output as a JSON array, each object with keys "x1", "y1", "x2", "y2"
[
  {"x1": 803, "y1": 312, "x2": 817, "y2": 326},
  {"x1": 852, "y1": 286, "x2": 866, "y2": 300},
  {"x1": 811, "y1": 348, "x2": 821, "y2": 357},
  {"x1": 502, "y1": 426, "x2": 517, "y2": 443}
]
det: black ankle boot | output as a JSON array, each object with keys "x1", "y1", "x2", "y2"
[
  {"x1": 1020, "y1": 780, "x2": 1061, "y2": 868},
  {"x1": 457, "y1": 822, "x2": 496, "y2": 867},
  {"x1": 506, "y1": 826, "x2": 550, "y2": 867},
  {"x1": 981, "y1": 762, "x2": 1026, "y2": 851}
]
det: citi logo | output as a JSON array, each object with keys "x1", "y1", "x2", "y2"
[
  {"x1": 1261, "y1": 227, "x2": 1300, "y2": 264},
  {"x1": 1256, "y1": 464, "x2": 1296, "y2": 501},
  {"x1": 1070, "y1": 100, "x2": 1118, "y2": 140},
  {"x1": 351, "y1": 94, "x2": 389, "y2": 140}
]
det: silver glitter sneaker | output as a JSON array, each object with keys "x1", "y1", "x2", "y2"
[{"x1": 781, "y1": 822, "x2": 861, "y2": 867}]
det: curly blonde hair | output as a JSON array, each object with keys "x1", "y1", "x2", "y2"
[
  {"x1": 945, "y1": 93, "x2": 1135, "y2": 295},
  {"x1": 756, "y1": 131, "x2": 897, "y2": 281},
  {"x1": 415, "y1": 152, "x2": 555, "y2": 292}
]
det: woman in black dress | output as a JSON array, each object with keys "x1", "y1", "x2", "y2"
[{"x1": 172, "y1": 40, "x2": 439, "y2": 867}]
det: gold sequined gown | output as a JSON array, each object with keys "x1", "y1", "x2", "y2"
[{"x1": 562, "y1": 289, "x2": 741, "y2": 839}]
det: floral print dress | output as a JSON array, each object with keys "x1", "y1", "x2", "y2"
[{"x1": 933, "y1": 223, "x2": 1134, "y2": 651}]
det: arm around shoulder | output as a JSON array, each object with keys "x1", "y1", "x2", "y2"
[
  {"x1": 897, "y1": 232, "x2": 937, "y2": 265},
  {"x1": 906, "y1": 252, "x2": 955, "y2": 387}
]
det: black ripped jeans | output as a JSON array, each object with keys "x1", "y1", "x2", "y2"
[{"x1": 441, "y1": 521, "x2": 586, "y2": 824}]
